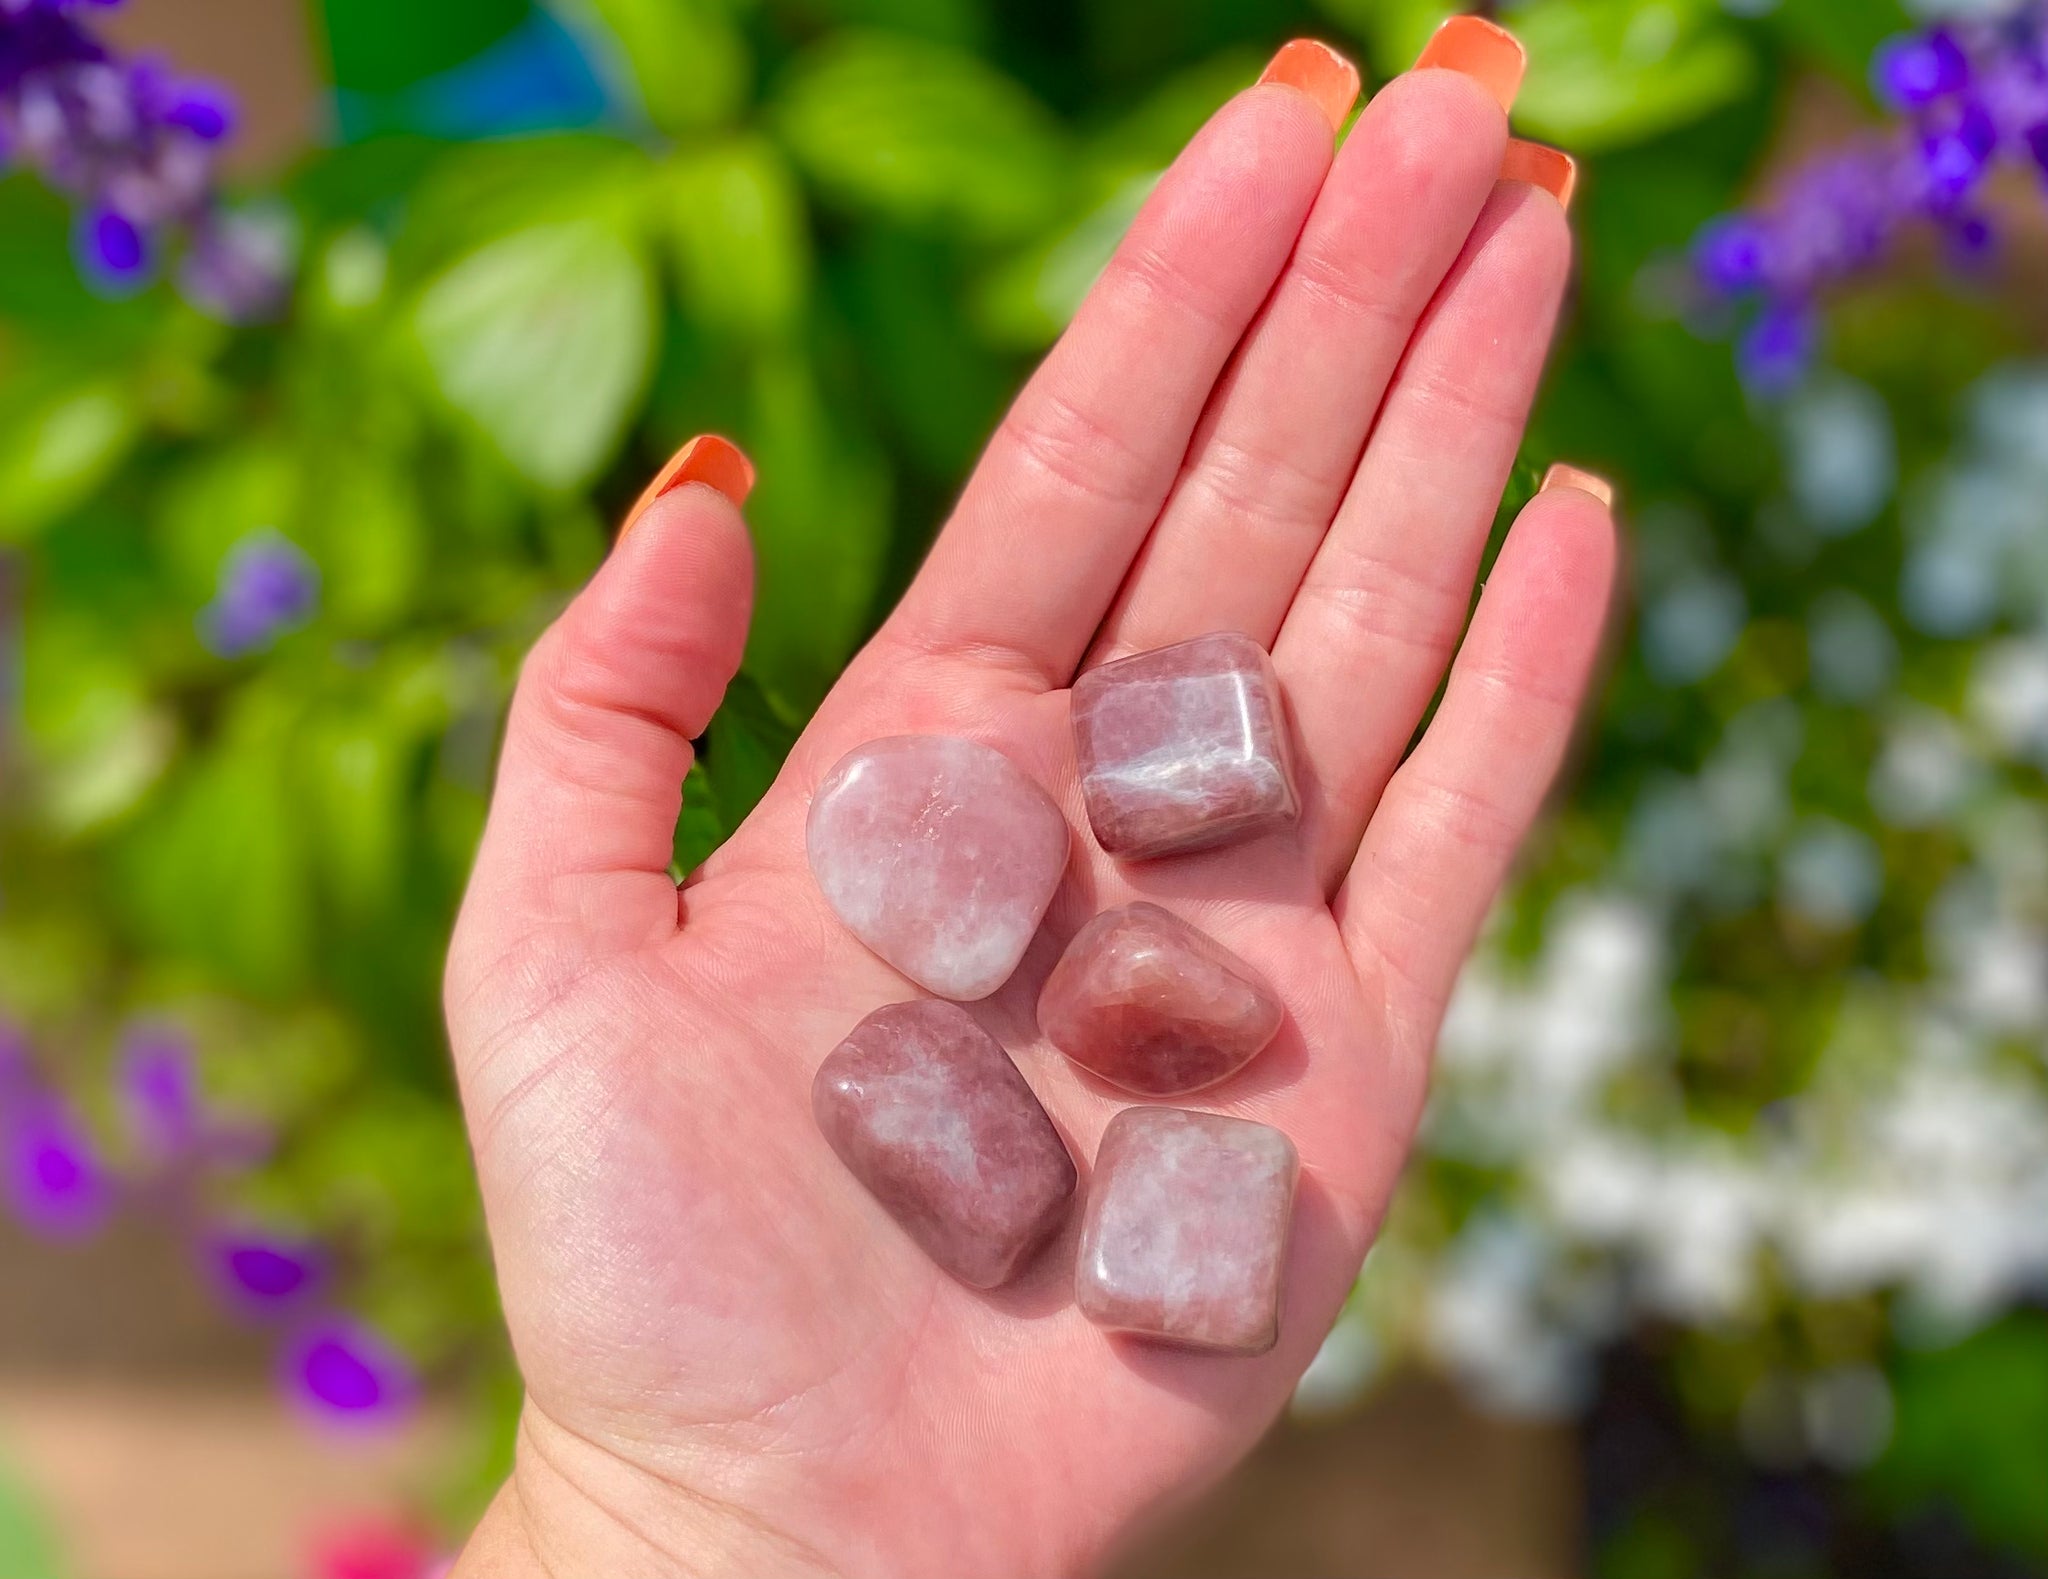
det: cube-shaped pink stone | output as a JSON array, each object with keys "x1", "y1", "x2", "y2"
[
  {"x1": 1070, "y1": 632, "x2": 1300, "y2": 860},
  {"x1": 813, "y1": 1001, "x2": 1077, "y2": 1289},
  {"x1": 1076, "y1": 1107, "x2": 1299, "y2": 1354},
  {"x1": 806, "y1": 735, "x2": 1070, "y2": 1000},
  {"x1": 1037, "y1": 903, "x2": 1283, "y2": 1096}
]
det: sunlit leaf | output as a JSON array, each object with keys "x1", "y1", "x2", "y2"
[
  {"x1": 773, "y1": 31, "x2": 1071, "y2": 242},
  {"x1": 660, "y1": 138, "x2": 813, "y2": 341},
  {"x1": 413, "y1": 221, "x2": 657, "y2": 491},
  {"x1": 0, "y1": 380, "x2": 138, "y2": 543},
  {"x1": 565, "y1": 0, "x2": 751, "y2": 134},
  {"x1": 1510, "y1": 0, "x2": 1756, "y2": 151},
  {"x1": 741, "y1": 350, "x2": 891, "y2": 704}
]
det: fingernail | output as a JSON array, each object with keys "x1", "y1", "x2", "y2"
[
  {"x1": 1416, "y1": 15, "x2": 1527, "y2": 114},
  {"x1": 1503, "y1": 139, "x2": 1578, "y2": 210},
  {"x1": 622, "y1": 435, "x2": 756, "y2": 537},
  {"x1": 1259, "y1": 39, "x2": 1362, "y2": 135},
  {"x1": 1541, "y1": 462, "x2": 1615, "y2": 509}
]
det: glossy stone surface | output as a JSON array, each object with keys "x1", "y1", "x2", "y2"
[
  {"x1": 1071, "y1": 632, "x2": 1300, "y2": 860},
  {"x1": 807, "y1": 735, "x2": 1071, "y2": 1000},
  {"x1": 1076, "y1": 1108, "x2": 1298, "y2": 1354},
  {"x1": 1038, "y1": 903, "x2": 1284, "y2": 1096},
  {"x1": 813, "y1": 1001, "x2": 1077, "y2": 1289}
]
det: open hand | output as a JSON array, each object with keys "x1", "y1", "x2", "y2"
[{"x1": 446, "y1": 31, "x2": 1615, "y2": 1578}]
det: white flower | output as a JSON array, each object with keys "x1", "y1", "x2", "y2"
[{"x1": 1971, "y1": 639, "x2": 2048, "y2": 766}]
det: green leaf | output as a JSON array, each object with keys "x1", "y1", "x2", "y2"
[
  {"x1": 660, "y1": 138, "x2": 813, "y2": 341},
  {"x1": 116, "y1": 689, "x2": 314, "y2": 996},
  {"x1": 155, "y1": 443, "x2": 301, "y2": 606},
  {"x1": 1509, "y1": 0, "x2": 1757, "y2": 152},
  {"x1": 974, "y1": 175, "x2": 1153, "y2": 349},
  {"x1": 672, "y1": 761, "x2": 726, "y2": 876},
  {"x1": 1309, "y1": 0, "x2": 1452, "y2": 74},
  {"x1": 388, "y1": 134, "x2": 650, "y2": 285},
  {"x1": 20, "y1": 610, "x2": 174, "y2": 836},
  {"x1": 413, "y1": 222, "x2": 657, "y2": 491},
  {"x1": 0, "y1": 1460, "x2": 64, "y2": 1579},
  {"x1": 0, "y1": 378, "x2": 138, "y2": 544},
  {"x1": 561, "y1": 0, "x2": 752, "y2": 134},
  {"x1": 773, "y1": 32, "x2": 1071, "y2": 243},
  {"x1": 1871, "y1": 1314, "x2": 2048, "y2": 1558},
  {"x1": 741, "y1": 350, "x2": 892, "y2": 703},
  {"x1": 702, "y1": 670, "x2": 799, "y2": 830}
]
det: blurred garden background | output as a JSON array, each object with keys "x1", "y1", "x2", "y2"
[{"x1": 3, "y1": 0, "x2": 2048, "y2": 1573}]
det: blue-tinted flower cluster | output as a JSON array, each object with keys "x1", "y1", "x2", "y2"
[
  {"x1": 201, "y1": 530, "x2": 319, "y2": 656},
  {"x1": 0, "y1": 0, "x2": 286, "y2": 319},
  {"x1": 1694, "y1": 5, "x2": 2048, "y2": 394},
  {"x1": 0, "y1": 1018, "x2": 412, "y2": 1426}
]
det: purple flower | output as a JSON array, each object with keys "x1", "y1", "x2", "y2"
[
  {"x1": 285, "y1": 1320, "x2": 414, "y2": 1425},
  {"x1": 118, "y1": 1022, "x2": 199, "y2": 1158},
  {"x1": 4, "y1": 1091, "x2": 110, "y2": 1239},
  {"x1": 1693, "y1": 215, "x2": 1771, "y2": 295},
  {"x1": 181, "y1": 208, "x2": 294, "y2": 324},
  {"x1": 209, "y1": 1230, "x2": 322, "y2": 1310},
  {"x1": 1739, "y1": 301, "x2": 1817, "y2": 396},
  {"x1": 0, "y1": 2, "x2": 284, "y2": 313},
  {"x1": 1694, "y1": 3, "x2": 2048, "y2": 394},
  {"x1": 201, "y1": 531, "x2": 318, "y2": 656},
  {"x1": 1921, "y1": 99, "x2": 2000, "y2": 203},
  {"x1": 75, "y1": 200, "x2": 147, "y2": 289},
  {"x1": 1874, "y1": 29, "x2": 1970, "y2": 110}
]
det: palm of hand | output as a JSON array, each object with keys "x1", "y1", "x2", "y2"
[{"x1": 446, "y1": 69, "x2": 1614, "y2": 1579}]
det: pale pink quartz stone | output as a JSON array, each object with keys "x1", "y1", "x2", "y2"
[
  {"x1": 1075, "y1": 1107, "x2": 1298, "y2": 1354},
  {"x1": 813, "y1": 1001, "x2": 1077, "y2": 1288},
  {"x1": 1037, "y1": 903, "x2": 1283, "y2": 1096},
  {"x1": 806, "y1": 735, "x2": 1071, "y2": 1000},
  {"x1": 1070, "y1": 632, "x2": 1300, "y2": 860}
]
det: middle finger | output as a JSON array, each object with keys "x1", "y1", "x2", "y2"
[{"x1": 1083, "y1": 21, "x2": 1526, "y2": 668}]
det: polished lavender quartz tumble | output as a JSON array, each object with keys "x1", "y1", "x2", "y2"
[
  {"x1": 1038, "y1": 902, "x2": 1284, "y2": 1096},
  {"x1": 813, "y1": 1000, "x2": 1077, "y2": 1289},
  {"x1": 1071, "y1": 632, "x2": 1300, "y2": 859},
  {"x1": 1076, "y1": 1107, "x2": 1299, "y2": 1354}
]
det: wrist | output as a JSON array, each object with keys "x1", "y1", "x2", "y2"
[{"x1": 452, "y1": 1407, "x2": 844, "y2": 1579}]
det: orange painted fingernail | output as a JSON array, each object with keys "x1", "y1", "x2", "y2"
[
  {"x1": 1542, "y1": 463, "x2": 1615, "y2": 509},
  {"x1": 1416, "y1": 15, "x2": 1528, "y2": 114},
  {"x1": 1503, "y1": 139, "x2": 1578, "y2": 210},
  {"x1": 1259, "y1": 39, "x2": 1362, "y2": 135},
  {"x1": 622, "y1": 435, "x2": 755, "y2": 537}
]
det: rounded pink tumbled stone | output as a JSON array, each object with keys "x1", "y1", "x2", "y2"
[
  {"x1": 815, "y1": 1001, "x2": 1077, "y2": 1289},
  {"x1": 806, "y1": 735, "x2": 1071, "y2": 1000},
  {"x1": 1070, "y1": 631, "x2": 1301, "y2": 860},
  {"x1": 1076, "y1": 1107, "x2": 1299, "y2": 1355},
  {"x1": 1038, "y1": 903, "x2": 1283, "y2": 1096}
]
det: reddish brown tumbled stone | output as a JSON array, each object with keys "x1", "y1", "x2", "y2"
[
  {"x1": 1070, "y1": 632, "x2": 1300, "y2": 860},
  {"x1": 813, "y1": 1000, "x2": 1076, "y2": 1289},
  {"x1": 1076, "y1": 1107, "x2": 1298, "y2": 1355},
  {"x1": 1038, "y1": 903, "x2": 1283, "y2": 1096}
]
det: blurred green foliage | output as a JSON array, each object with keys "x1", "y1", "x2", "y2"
[{"x1": 5, "y1": 0, "x2": 2048, "y2": 1558}]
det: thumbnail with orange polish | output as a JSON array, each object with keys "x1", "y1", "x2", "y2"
[
  {"x1": 622, "y1": 434, "x2": 755, "y2": 536},
  {"x1": 1416, "y1": 15, "x2": 1528, "y2": 114},
  {"x1": 1258, "y1": 39, "x2": 1362, "y2": 135},
  {"x1": 1542, "y1": 463, "x2": 1616, "y2": 509},
  {"x1": 1503, "y1": 140, "x2": 1578, "y2": 210}
]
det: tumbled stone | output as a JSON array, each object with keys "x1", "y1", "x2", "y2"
[
  {"x1": 813, "y1": 1000, "x2": 1077, "y2": 1289},
  {"x1": 1070, "y1": 632, "x2": 1300, "y2": 860},
  {"x1": 1076, "y1": 1107, "x2": 1298, "y2": 1354},
  {"x1": 807, "y1": 735, "x2": 1071, "y2": 1000},
  {"x1": 1038, "y1": 903, "x2": 1284, "y2": 1096}
]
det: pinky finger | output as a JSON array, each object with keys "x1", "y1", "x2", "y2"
[{"x1": 1335, "y1": 467, "x2": 1620, "y2": 1043}]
